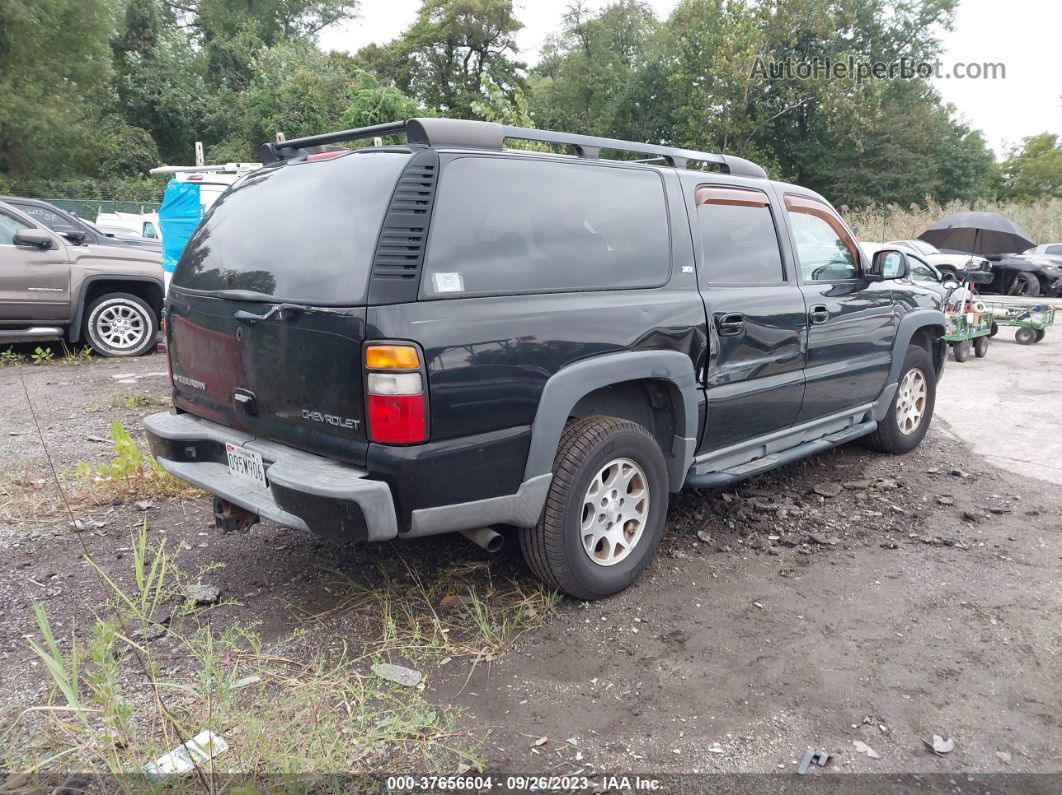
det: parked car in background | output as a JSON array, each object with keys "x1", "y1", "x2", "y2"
[
  {"x1": 96, "y1": 210, "x2": 161, "y2": 241},
  {"x1": 862, "y1": 242, "x2": 948, "y2": 293},
  {"x1": 1, "y1": 197, "x2": 161, "y2": 253},
  {"x1": 1026, "y1": 243, "x2": 1062, "y2": 259},
  {"x1": 884, "y1": 239, "x2": 987, "y2": 279},
  {"x1": 0, "y1": 200, "x2": 163, "y2": 356},
  {"x1": 145, "y1": 117, "x2": 947, "y2": 600},
  {"x1": 982, "y1": 252, "x2": 1062, "y2": 297}
]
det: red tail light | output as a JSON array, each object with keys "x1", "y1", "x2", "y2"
[
  {"x1": 161, "y1": 312, "x2": 173, "y2": 386},
  {"x1": 367, "y1": 394, "x2": 426, "y2": 443},
  {"x1": 364, "y1": 344, "x2": 427, "y2": 444}
]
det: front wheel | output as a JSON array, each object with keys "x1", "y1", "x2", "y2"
[
  {"x1": 974, "y1": 336, "x2": 989, "y2": 358},
  {"x1": 952, "y1": 339, "x2": 972, "y2": 362},
  {"x1": 519, "y1": 416, "x2": 669, "y2": 600},
  {"x1": 863, "y1": 344, "x2": 936, "y2": 454},
  {"x1": 84, "y1": 293, "x2": 157, "y2": 357},
  {"x1": 1009, "y1": 272, "x2": 1040, "y2": 297}
]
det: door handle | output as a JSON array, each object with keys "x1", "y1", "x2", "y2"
[
  {"x1": 716, "y1": 312, "x2": 745, "y2": 336},
  {"x1": 809, "y1": 304, "x2": 830, "y2": 324}
]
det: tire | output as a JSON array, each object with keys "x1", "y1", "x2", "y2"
[
  {"x1": 1009, "y1": 272, "x2": 1040, "y2": 297},
  {"x1": 519, "y1": 416, "x2": 669, "y2": 601},
  {"x1": 863, "y1": 344, "x2": 936, "y2": 455},
  {"x1": 988, "y1": 322, "x2": 999, "y2": 338},
  {"x1": 952, "y1": 339, "x2": 972, "y2": 362},
  {"x1": 1034, "y1": 328, "x2": 1046, "y2": 343},
  {"x1": 83, "y1": 293, "x2": 157, "y2": 358},
  {"x1": 974, "y1": 336, "x2": 989, "y2": 358},
  {"x1": 1015, "y1": 327, "x2": 1037, "y2": 345}
]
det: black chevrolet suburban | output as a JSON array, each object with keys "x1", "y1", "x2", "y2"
[{"x1": 145, "y1": 118, "x2": 947, "y2": 600}]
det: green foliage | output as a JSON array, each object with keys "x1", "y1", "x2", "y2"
[
  {"x1": 999, "y1": 134, "x2": 1062, "y2": 201},
  {"x1": 0, "y1": 348, "x2": 20, "y2": 367},
  {"x1": 0, "y1": 0, "x2": 119, "y2": 177},
  {"x1": 76, "y1": 421, "x2": 194, "y2": 500},
  {"x1": 31, "y1": 347, "x2": 54, "y2": 364},
  {"x1": 364, "y1": 0, "x2": 526, "y2": 118}
]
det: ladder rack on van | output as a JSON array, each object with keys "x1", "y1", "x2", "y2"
[{"x1": 259, "y1": 118, "x2": 768, "y2": 179}]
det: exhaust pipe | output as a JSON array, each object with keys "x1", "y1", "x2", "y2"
[{"x1": 459, "y1": 527, "x2": 504, "y2": 553}]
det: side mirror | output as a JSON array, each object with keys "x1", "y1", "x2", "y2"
[
  {"x1": 869, "y1": 249, "x2": 909, "y2": 281},
  {"x1": 967, "y1": 269, "x2": 995, "y2": 285},
  {"x1": 61, "y1": 229, "x2": 87, "y2": 244},
  {"x1": 13, "y1": 229, "x2": 57, "y2": 250}
]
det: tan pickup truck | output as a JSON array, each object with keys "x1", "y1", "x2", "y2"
[{"x1": 0, "y1": 200, "x2": 164, "y2": 357}]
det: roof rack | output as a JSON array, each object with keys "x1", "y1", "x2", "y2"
[{"x1": 259, "y1": 118, "x2": 767, "y2": 179}]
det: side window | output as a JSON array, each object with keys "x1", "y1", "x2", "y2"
[
  {"x1": 422, "y1": 157, "x2": 670, "y2": 297},
  {"x1": 784, "y1": 194, "x2": 860, "y2": 281},
  {"x1": 143, "y1": 222, "x2": 158, "y2": 239},
  {"x1": 908, "y1": 256, "x2": 935, "y2": 281},
  {"x1": 1046, "y1": 244, "x2": 1062, "y2": 256},
  {"x1": 0, "y1": 212, "x2": 30, "y2": 246},
  {"x1": 695, "y1": 186, "x2": 784, "y2": 284},
  {"x1": 15, "y1": 204, "x2": 79, "y2": 236}
]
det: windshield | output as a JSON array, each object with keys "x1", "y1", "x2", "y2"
[{"x1": 172, "y1": 151, "x2": 410, "y2": 305}]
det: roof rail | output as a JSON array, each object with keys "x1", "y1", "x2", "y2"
[{"x1": 260, "y1": 118, "x2": 767, "y2": 179}]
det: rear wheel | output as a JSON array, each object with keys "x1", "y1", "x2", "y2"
[
  {"x1": 974, "y1": 336, "x2": 989, "y2": 358},
  {"x1": 1015, "y1": 327, "x2": 1037, "y2": 345},
  {"x1": 863, "y1": 344, "x2": 936, "y2": 454},
  {"x1": 1009, "y1": 272, "x2": 1040, "y2": 297},
  {"x1": 519, "y1": 416, "x2": 669, "y2": 600},
  {"x1": 989, "y1": 322, "x2": 999, "y2": 337},
  {"x1": 952, "y1": 339, "x2": 972, "y2": 362},
  {"x1": 84, "y1": 293, "x2": 157, "y2": 357}
]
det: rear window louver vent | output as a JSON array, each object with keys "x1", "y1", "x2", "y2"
[{"x1": 368, "y1": 149, "x2": 440, "y2": 304}]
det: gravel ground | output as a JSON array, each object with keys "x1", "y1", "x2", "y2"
[{"x1": 1, "y1": 352, "x2": 1059, "y2": 779}]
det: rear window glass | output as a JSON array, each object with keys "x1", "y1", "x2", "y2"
[
  {"x1": 15, "y1": 204, "x2": 80, "y2": 235},
  {"x1": 422, "y1": 157, "x2": 670, "y2": 297},
  {"x1": 173, "y1": 151, "x2": 410, "y2": 305}
]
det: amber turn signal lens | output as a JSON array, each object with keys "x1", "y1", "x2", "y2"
[{"x1": 365, "y1": 344, "x2": 420, "y2": 370}]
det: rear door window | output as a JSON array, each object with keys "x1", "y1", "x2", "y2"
[
  {"x1": 422, "y1": 157, "x2": 670, "y2": 298},
  {"x1": 695, "y1": 186, "x2": 785, "y2": 284},
  {"x1": 172, "y1": 151, "x2": 411, "y2": 305}
]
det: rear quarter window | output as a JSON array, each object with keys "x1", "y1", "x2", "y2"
[{"x1": 422, "y1": 157, "x2": 671, "y2": 298}]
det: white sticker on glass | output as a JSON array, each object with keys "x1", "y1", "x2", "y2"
[{"x1": 433, "y1": 272, "x2": 465, "y2": 293}]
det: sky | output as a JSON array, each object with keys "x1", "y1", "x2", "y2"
[{"x1": 319, "y1": 0, "x2": 1061, "y2": 157}]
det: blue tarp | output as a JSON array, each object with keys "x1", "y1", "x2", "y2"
[{"x1": 158, "y1": 180, "x2": 202, "y2": 274}]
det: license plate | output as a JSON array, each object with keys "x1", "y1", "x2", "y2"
[{"x1": 225, "y1": 443, "x2": 267, "y2": 488}]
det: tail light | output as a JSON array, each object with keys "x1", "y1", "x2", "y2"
[
  {"x1": 364, "y1": 344, "x2": 427, "y2": 444},
  {"x1": 161, "y1": 312, "x2": 173, "y2": 386}
]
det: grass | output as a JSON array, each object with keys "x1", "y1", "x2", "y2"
[
  {"x1": 843, "y1": 197, "x2": 1062, "y2": 244},
  {"x1": 110, "y1": 391, "x2": 171, "y2": 409},
  {"x1": 0, "y1": 343, "x2": 95, "y2": 367},
  {"x1": 3, "y1": 522, "x2": 486, "y2": 788},
  {"x1": 296, "y1": 558, "x2": 561, "y2": 664},
  {"x1": 75, "y1": 420, "x2": 199, "y2": 503}
]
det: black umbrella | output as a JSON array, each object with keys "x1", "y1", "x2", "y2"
[{"x1": 918, "y1": 211, "x2": 1035, "y2": 256}]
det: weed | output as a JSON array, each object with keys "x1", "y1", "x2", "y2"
[
  {"x1": 4, "y1": 522, "x2": 480, "y2": 783},
  {"x1": 31, "y1": 346, "x2": 54, "y2": 364},
  {"x1": 0, "y1": 347, "x2": 20, "y2": 366},
  {"x1": 75, "y1": 421, "x2": 198, "y2": 502},
  {"x1": 302, "y1": 557, "x2": 560, "y2": 663},
  {"x1": 110, "y1": 392, "x2": 170, "y2": 409}
]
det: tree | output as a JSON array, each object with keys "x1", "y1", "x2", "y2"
[
  {"x1": 362, "y1": 0, "x2": 525, "y2": 118},
  {"x1": 529, "y1": 1, "x2": 662, "y2": 140},
  {"x1": 183, "y1": 0, "x2": 360, "y2": 45},
  {"x1": 999, "y1": 134, "x2": 1062, "y2": 201},
  {"x1": 0, "y1": 0, "x2": 119, "y2": 176}
]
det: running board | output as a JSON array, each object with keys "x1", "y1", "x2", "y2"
[
  {"x1": 0, "y1": 327, "x2": 64, "y2": 343},
  {"x1": 684, "y1": 419, "x2": 877, "y2": 489}
]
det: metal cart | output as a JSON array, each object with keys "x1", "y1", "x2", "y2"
[
  {"x1": 943, "y1": 309, "x2": 994, "y2": 361},
  {"x1": 981, "y1": 301, "x2": 1055, "y2": 345}
]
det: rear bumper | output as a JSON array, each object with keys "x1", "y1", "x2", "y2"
[{"x1": 144, "y1": 411, "x2": 398, "y2": 542}]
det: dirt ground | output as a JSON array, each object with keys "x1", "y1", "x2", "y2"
[{"x1": 1, "y1": 347, "x2": 1060, "y2": 780}]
